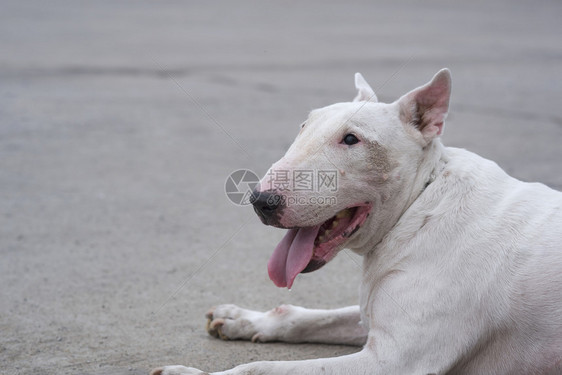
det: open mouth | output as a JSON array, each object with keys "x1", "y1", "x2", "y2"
[{"x1": 267, "y1": 204, "x2": 371, "y2": 288}]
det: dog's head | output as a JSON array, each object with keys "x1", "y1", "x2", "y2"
[{"x1": 252, "y1": 69, "x2": 451, "y2": 288}]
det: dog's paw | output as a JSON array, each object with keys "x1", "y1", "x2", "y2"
[
  {"x1": 150, "y1": 365, "x2": 208, "y2": 375},
  {"x1": 206, "y1": 304, "x2": 274, "y2": 343}
]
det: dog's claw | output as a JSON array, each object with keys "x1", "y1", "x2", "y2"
[
  {"x1": 205, "y1": 304, "x2": 269, "y2": 343},
  {"x1": 251, "y1": 333, "x2": 262, "y2": 343},
  {"x1": 206, "y1": 318, "x2": 219, "y2": 338},
  {"x1": 209, "y1": 318, "x2": 224, "y2": 330},
  {"x1": 205, "y1": 307, "x2": 216, "y2": 320},
  {"x1": 205, "y1": 318, "x2": 214, "y2": 336},
  {"x1": 206, "y1": 306, "x2": 231, "y2": 340},
  {"x1": 206, "y1": 316, "x2": 228, "y2": 340},
  {"x1": 206, "y1": 306, "x2": 228, "y2": 339},
  {"x1": 205, "y1": 307, "x2": 218, "y2": 338}
]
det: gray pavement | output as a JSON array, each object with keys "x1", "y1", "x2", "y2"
[{"x1": 1, "y1": 1, "x2": 561, "y2": 374}]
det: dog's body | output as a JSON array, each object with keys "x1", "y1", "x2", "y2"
[{"x1": 153, "y1": 70, "x2": 562, "y2": 375}]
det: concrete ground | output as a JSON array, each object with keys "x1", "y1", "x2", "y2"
[{"x1": 1, "y1": 1, "x2": 561, "y2": 374}]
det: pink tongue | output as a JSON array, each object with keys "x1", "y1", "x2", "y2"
[{"x1": 267, "y1": 226, "x2": 321, "y2": 289}]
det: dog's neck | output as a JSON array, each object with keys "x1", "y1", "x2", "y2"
[
  {"x1": 408, "y1": 140, "x2": 448, "y2": 207},
  {"x1": 393, "y1": 139, "x2": 448, "y2": 233},
  {"x1": 349, "y1": 139, "x2": 447, "y2": 256}
]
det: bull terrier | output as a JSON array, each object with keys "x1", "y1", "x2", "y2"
[{"x1": 152, "y1": 69, "x2": 562, "y2": 375}]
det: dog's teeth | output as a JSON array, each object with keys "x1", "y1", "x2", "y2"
[
  {"x1": 324, "y1": 229, "x2": 332, "y2": 238},
  {"x1": 336, "y1": 211, "x2": 347, "y2": 219},
  {"x1": 331, "y1": 220, "x2": 339, "y2": 228},
  {"x1": 318, "y1": 235, "x2": 325, "y2": 243}
]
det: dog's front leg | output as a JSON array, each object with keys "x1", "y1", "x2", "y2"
[
  {"x1": 152, "y1": 349, "x2": 374, "y2": 375},
  {"x1": 206, "y1": 304, "x2": 367, "y2": 346}
]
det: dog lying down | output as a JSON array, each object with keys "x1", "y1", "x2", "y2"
[{"x1": 152, "y1": 69, "x2": 562, "y2": 374}]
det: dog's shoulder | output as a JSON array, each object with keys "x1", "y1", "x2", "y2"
[
  {"x1": 442, "y1": 146, "x2": 562, "y2": 200},
  {"x1": 403, "y1": 146, "x2": 562, "y2": 241},
  {"x1": 441, "y1": 147, "x2": 512, "y2": 186}
]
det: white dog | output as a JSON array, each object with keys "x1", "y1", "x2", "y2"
[{"x1": 152, "y1": 70, "x2": 562, "y2": 374}]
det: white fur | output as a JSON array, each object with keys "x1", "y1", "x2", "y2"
[{"x1": 152, "y1": 70, "x2": 562, "y2": 375}]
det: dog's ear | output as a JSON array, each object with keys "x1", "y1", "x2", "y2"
[
  {"x1": 397, "y1": 69, "x2": 451, "y2": 143},
  {"x1": 354, "y1": 73, "x2": 378, "y2": 102}
]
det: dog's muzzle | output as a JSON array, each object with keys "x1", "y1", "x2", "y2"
[{"x1": 250, "y1": 189, "x2": 283, "y2": 226}]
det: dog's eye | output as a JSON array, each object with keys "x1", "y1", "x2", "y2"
[
  {"x1": 300, "y1": 122, "x2": 306, "y2": 129},
  {"x1": 342, "y1": 134, "x2": 359, "y2": 145}
]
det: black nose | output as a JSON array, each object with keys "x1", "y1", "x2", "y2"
[{"x1": 251, "y1": 189, "x2": 281, "y2": 223}]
